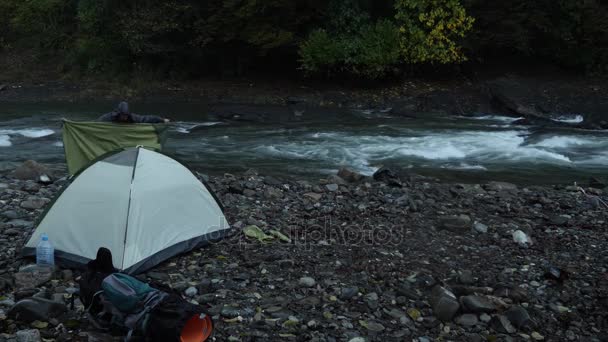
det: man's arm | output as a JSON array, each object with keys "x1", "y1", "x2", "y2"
[
  {"x1": 130, "y1": 113, "x2": 168, "y2": 123},
  {"x1": 97, "y1": 112, "x2": 115, "y2": 122}
]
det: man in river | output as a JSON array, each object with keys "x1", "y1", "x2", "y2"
[{"x1": 98, "y1": 101, "x2": 170, "y2": 123}]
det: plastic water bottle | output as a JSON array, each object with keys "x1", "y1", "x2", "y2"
[{"x1": 36, "y1": 233, "x2": 55, "y2": 266}]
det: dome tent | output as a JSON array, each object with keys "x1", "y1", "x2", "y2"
[{"x1": 23, "y1": 146, "x2": 230, "y2": 274}]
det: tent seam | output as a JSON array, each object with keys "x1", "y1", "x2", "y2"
[{"x1": 122, "y1": 147, "x2": 140, "y2": 270}]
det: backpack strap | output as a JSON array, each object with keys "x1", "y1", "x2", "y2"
[{"x1": 124, "y1": 291, "x2": 168, "y2": 342}]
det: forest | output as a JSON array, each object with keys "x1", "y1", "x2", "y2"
[{"x1": 0, "y1": 0, "x2": 607, "y2": 79}]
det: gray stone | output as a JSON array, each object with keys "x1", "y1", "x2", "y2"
[
  {"x1": 185, "y1": 286, "x2": 198, "y2": 297},
  {"x1": 473, "y1": 222, "x2": 488, "y2": 233},
  {"x1": 8, "y1": 297, "x2": 66, "y2": 322},
  {"x1": 327, "y1": 175, "x2": 347, "y2": 185},
  {"x1": 264, "y1": 187, "x2": 283, "y2": 199},
  {"x1": 430, "y1": 285, "x2": 460, "y2": 321},
  {"x1": 8, "y1": 219, "x2": 33, "y2": 228},
  {"x1": 491, "y1": 315, "x2": 516, "y2": 334},
  {"x1": 2, "y1": 210, "x2": 22, "y2": 220},
  {"x1": 549, "y1": 214, "x2": 569, "y2": 225},
  {"x1": 325, "y1": 184, "x2": 339, "y2": 192},
  {"x1": 461, "y1": 295, "x2": 496, "y2": 313},
  {"x1": 14, "y1": 265, "x2": 54, "y2": 289},
  {"x1": 4, "y1": 228, "x2": 20, "y2": 236},
  {"x1": 438, "y1": 215, "x2": 471, "y2": 232},
  {"x1": 16, "y1": 329, "x2": 41, "y2": 342},
  {"x1": 459, "y1": 270, "x2": 474, "y2": 284},
  {"x1": 385, "y1": 308, "x2": 407, "y2": 320},
  {"x1": 303, "y1": 192, "x2": 322, "y2": 201},
  {"x1": 504, "y1": 306, "x2": 532, "y2": 329},
  {"x1": 340, "y1": 287, "x2": 359, "y2": 300},
  {"x1": 20, "y1": 198, "x2": 49, "y2": 210},
  {"x1": 365, "y1": 321, "x2": 385, "y2": 332},
  {"x1": 480, "y1": 313, "x2": 492, "y2": 322},
  {"x1": 220, "y1": 306, "x2": 255, "y2": 318},
  {"x1": 364, "y1": 292, "x2": 379, "y2": 309},
  {"x1": 455, "y1": 314, "x2": 479, "y2": 326},
  {"x1": 299, "y1": 276, "x2": 316, "y2": 288}
]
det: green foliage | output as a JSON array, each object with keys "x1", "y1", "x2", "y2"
[
  {"x1": 0, "y1": 0, "x2": 606, "y2": 77},
  {"x1": 462, "y1": 0, "x2": 608, "y2": 73},
  {"x1": 10, "y1": 0, "x2": 77, "y2": 49},
  {"x1": 395, "y1": 0, "x2": 474, "y2": 64},
  {"x1": 299, "y1": 0, "x2": 401, "y2": 79}
]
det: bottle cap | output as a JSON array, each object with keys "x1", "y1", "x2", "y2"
[{"x1": 41, "y1": 233, "x2": 49, "y2": 241}]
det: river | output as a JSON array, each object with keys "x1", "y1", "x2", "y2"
[{"x1": 1, "y1": 102, "x2": 607, "y2": 185}]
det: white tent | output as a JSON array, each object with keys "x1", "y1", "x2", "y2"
[{"x1": 23, "y1": 147, "x2": 230, "y2": 274}]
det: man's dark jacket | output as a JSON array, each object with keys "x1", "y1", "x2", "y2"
[{"x1": 97, "y1": 112, "x2": 165, "y2": 123}]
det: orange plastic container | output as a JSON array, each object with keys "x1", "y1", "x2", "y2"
[{"x1": 180, "y1": 314, "x2": 213, "y2": 342}]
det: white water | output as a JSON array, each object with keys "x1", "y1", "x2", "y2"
[
  {"x1": 552, "y1": 115, "x2": 584, "y2": 124},
  {"x1": 0, "y1": 128, "x2": 55, "y2": 147},
  {"x1": 1, "y1": 109, "x2": 607, "y2": 183},
  {"x1": 244, "y1": 130, "x2": 583, "y2": 175}
]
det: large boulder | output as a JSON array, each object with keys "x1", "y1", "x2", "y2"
[
  {"x1": 8, "y1": 297, "x2": 67, "y2": 322},
  {"x1": 11, "y1": 160, "x2": 53, "y2": 182},
  {"x1": 373, "y1": 167, "x2": 402, "y2": 187}
]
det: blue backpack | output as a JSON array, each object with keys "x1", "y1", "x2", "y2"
[{"x1": 95, "y1": 273, "x2": 167, "y2": 340}]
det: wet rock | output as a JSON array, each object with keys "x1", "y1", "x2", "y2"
[
  {"x1": 338, "y1": 168, "x2": 364, "y2": 182},
  {"x1": 14, "y1": 265, "x2": 54, "y2": 289},
  {"x1": 461, "y1": 295, "x2": 496, "y2": 313},
  {"x1": 16, "y1": 329, "x2": 41, "y2": 342},
  {"x1": 299, "y1": 276, "x2": 316, "y2": 288},
  {"x1": 430, "y1": 285, "x2": 460, "y2": 321},
  {"x1": 11, "y1": 161, "x2": 53, "y2": 181},
  {"x1": 513, "y1": 230, "x2": 531, "y2": 247},
  {"x1": 504, "y1": 306, "x2": 532, "y2": 329},
  {"x1": 20, "y1": 197, "x2": 50, "y2": 210},
  {"x1": 8, "y1": 297, "x2": 67, "y2": 322},
  {"x1": 438, "y1": 214, "x2": 471, "y2": 233},
  {"x1": 373, "y1": 167, "x2": 402, "y2": 187},
  {"x1": 455, "y1": 314, "x2": 478, "y2": 326}
]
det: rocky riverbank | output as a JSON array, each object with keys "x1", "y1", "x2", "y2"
[
  {"x1": 1, "y1": 73, "x2": 607, "y2": 130},
  {"x1": 1, "y1": 163, "x2": 608, "y2": 341}
]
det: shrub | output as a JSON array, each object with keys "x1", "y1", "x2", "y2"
[{"x1": 395, "y1": 0, "x2": 474, "y2": 64}]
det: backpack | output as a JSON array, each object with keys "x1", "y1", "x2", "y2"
[
  {"x1": 97, "y1": 273, "x2": 168, "y2": 340},
  {"x1": 80, "y1": 248, "x2": 213, "y2": 341}
]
